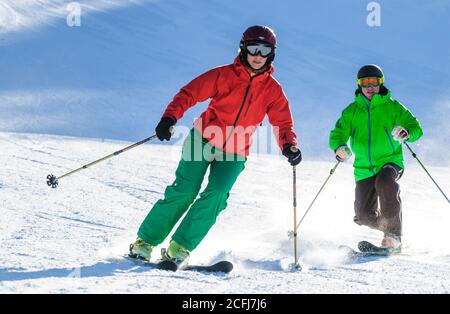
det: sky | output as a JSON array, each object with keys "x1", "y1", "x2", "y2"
[{"x1": 0, "y1": 0, "x2": 449, "y2": 164}]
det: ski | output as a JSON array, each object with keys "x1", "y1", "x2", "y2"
[
  {"x1": 155, "y1": 259, "x2": 178, "y2": 271},
  {"x1": 338, "y1": 242, "x2": 399, "y2": 259},
  {"x1": 185, "y1": 261, "x2": 234, "y2": 273},
  {"x1": 358, "y1": 240, "x2": 400, "y2": 256},
  {"x1": 124, "y1": 254, "x2": 233, "y2": 273}
]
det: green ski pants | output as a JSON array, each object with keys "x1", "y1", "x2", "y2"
[{"x1": 138, "y1": 128, "x2": 246, "y2": 251}]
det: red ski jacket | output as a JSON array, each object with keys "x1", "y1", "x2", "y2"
[{"x1": 163, "y1": 57, "x2": 298, "y2": 156}]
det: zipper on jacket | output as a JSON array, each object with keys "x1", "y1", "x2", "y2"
[
  {"x1": 222, "y1": 77, "x2": 254, "y2": 149},
  {"x1": 361, "y1": 96, "x2": 376, "y2": 176},
  {"x1": 351, "y1": 128, "x2": 356, "y2": 147},
  {"x1": 243, "y1": 95, "x2": 253, "y2": 117},
  {"x1": 367, "y1": 107, "x2": 375, "y2": 175},
  {"x1": 384, "y1": 126, "x2": 395, "y2": 153},
  {"x1": 232, "y1": 78, "x2": 253, "y2": 127}
]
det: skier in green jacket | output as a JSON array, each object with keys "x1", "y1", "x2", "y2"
[{"x1": 329, "y1": 64, "x2": 423, "y2": 252}]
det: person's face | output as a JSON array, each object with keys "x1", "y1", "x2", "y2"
[
  {"x1": 361, "y1": 85, "x2": 380, "y2": 100},
  {"x1": 247, "y1": 54, "x2": 267, "y2": 70}
]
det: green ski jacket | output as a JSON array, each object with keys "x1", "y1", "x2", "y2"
[{"x1": 329, "y1": 89, "x2": 423, "y2": 181}]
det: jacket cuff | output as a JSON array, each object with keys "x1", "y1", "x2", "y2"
[
  {"x1": 162, "y1": 115, "x2": 177, "y2": 124},
  {"x1": 334, "y1": 144, "x2": 347, "y2": 152}
]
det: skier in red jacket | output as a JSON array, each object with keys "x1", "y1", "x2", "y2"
[{"x1": 130, "y1": 25, "x2": 301, "y2": 267}]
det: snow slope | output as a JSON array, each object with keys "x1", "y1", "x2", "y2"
[{"x1": 1, "y1": 132, "x2": 449, "y2": 293}]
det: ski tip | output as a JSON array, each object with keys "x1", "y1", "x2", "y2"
[
  {"x1": 357, "y1": 240, "x2": 399, "y2": 256},
  {"x1": 216, "y1": 261, "x2": 234, "y2": 273},
  {"x1": 357, "y1": 240, "x2": 371, "y2": 249},
  {"x1": 183, "y1": 261, "x2": 234, "y2": 273}
]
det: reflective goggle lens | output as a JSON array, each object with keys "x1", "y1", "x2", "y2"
[
  {"x1": 246, "y1": 43, "x2": 274, "y2": 57},
  {"x1": 358, "y1": 77, "x2": 383, "y2": 87}
]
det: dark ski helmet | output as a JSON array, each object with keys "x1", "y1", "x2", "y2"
[
  {"x1": 241, "y1": 25, "x2": 277, "y2": 46},
  {"x1": 239, "y1": 25, "x2": 277, "y2": 69},
  {"x1": 357, "y1": 64, "x2": 384, "y2": 79},
  {"x1": 356, "y1": 64, "x2": 388, "y2": 95}
]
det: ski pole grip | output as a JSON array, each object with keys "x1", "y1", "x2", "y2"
[
  {"x1": 169, "y1": 126, "x2": 175, "y2": 135},
  {"x1": 290, "y1": 146, "x2": 299, "y2": 153}
]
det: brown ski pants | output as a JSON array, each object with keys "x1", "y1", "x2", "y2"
[{"x1": 353, "y1": 163, "x2": 403, "y2": 236}]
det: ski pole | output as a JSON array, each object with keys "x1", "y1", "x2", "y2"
[
  {"x1": 404, "y1": 142, "x2": 449, "y2": 204},
  {"x1": 46, "y1": 127, "x2": 174, "y2": 189},
  {"x1": 292, "y1": 165, "x2": 300, "y2": 269},
  {"x1": 296, "y1": 161, "x2": 340, "y2": 230}
]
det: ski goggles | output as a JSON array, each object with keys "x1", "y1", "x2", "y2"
[
  {"x1": 245, "y1": 42, "x2": 274, "y2": 57},
  {"x1": 357, "y1": 77, "x2": 384, "y2": 87}
]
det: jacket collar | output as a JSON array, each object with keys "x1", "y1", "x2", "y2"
[
  {"x1": 355, "y1": 88, "x2": 392, "y2": 109},
  {"x1": 232, "y1": 56, "x2": 274, "y2": 82}
]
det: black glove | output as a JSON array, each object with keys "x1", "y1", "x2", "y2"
[
  {"x1": 155, "y1": 117, "x2": 176, "y2": 141},
  {"x1": 282, "y1": 144, "x2": 302, "y2": 166}
]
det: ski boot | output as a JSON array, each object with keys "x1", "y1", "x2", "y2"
[
  {"x1": 160, "y1": 240, "x2": 190, "y2": 269},
  {"x1": 129, "y1": 238, "x2": 154, "y2": 261},
  {"x1": 381, "y1": 233, "x2": 402, "y2": 254}
]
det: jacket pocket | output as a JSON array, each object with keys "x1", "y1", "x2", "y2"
[{"x1": 384, "y1": 126, "x2": 395, "y2": 153}]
